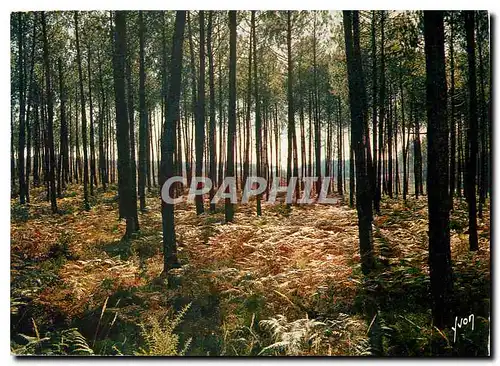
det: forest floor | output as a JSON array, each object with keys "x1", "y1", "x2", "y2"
[{"x1": 10, "y1": 183, "x2": 490, "y2": 356}]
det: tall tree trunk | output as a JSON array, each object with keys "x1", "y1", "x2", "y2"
[
  {"x1": 194, "y1": 11, "x2": 206, "y2": 215},
  {"x1": 207, "y1": 11, "x2": 217, "y2": 212},
  {"x1": 150, "y1": 111, "x2": 156, "y2": 187},
  {"x1": 401, "y1": 71, "x2": 408, "y2": 200},
  {"x1": 138, "y1": 11, "x2": 147, "y2": 210},
  {"x1": 160, "y1": 11, "x2": 186, "y2": 275},
  {"x1": 87, "y1": 44, "x2": 97, "y2": 193},
  {"x1": 74, "y1": 12, "x2": 90, "y2": 210},
  {"x1": 11, "y1": 109, "x2": 16, "y2": 196},
  {"x1": 217, "y1": 40, "x2": 224, "y2": 187},
  {"x1": 337, "y1": 97, "x2": 343, "y2": 195},
  {"x1": 424, "y1": 10, "x2": 453, "y2": 330},
  {"x1": 58, "y1": 58, "x2": 69, "y2": 194},
  {"x1": 97, "y1": 50, "x2": 108, "y2": 189},
  {"x1": 457, "y1": 112, "x2": 463, "y2": 197},
  {"x1": 112, "y1": 11, "x2": 138, "y2": 237},
  {"x1": 387, "y1": 88, "x2": 393, "y2": 198},
  {"x1": 465, "y1": 11, "x2": 478, "y2": 251},
  {"x1": 252, "y1": 11, "x2": 262, "y2": 215},
  {"x1": 33, "y1": 82, "x2": 40, "y2": 187},
  {"x1": 243, "y1": 15, "x2": 252, "y2": 190},
  {"x1": 187, "y1": 12, "x2": 197, "y2": 189},
  {"x1": 375, "y1": 10, "x2": 385, "y2": 213},
  {"x1": 25, "y1": 14, "x2": 37, "y2": 203},
  {"x1": 41, "y1": 12, "x2": 57, "y2": 213},
  {"x1": 17, "y1": 13, "x2": 26, "y2": 204},
  {"x1": 225, "y1": 11, "x2": 237, "y2": 222},
  {"x1": 286, "y1": 11, "x2": 296, "y2": 205},
  {"x1": 126, "y1": 27, "x2": 139, "y2": 230},
  {"x1": 313, "y1": 15, "x2": 321, "y2": 196},
  {"x1": 449, "y1": 12, "x2": 456, "y2": 204},
  {"x1": 414, "y1": 110, "x2": 423, "y2": 197},
  {"x1": 343, "y1": 10, "x2": 374, "y2": 275},
  {"x1": 477, "y1": 13, "x2": 487, "y2": 219},
  {"x1": 394, "y1": 98, "x2": 399, "y2": 197},
  {"x1": 371, "y1": 11, "x2": 377, "y2": 208}
]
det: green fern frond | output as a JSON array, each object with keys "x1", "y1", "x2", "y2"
[{"x1": 135, "y1": 303, "x2": 192, "y2": 356}]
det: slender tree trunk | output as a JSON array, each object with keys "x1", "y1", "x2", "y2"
[
  {"x1": 207, "y1": 12, "x2": 217, "y2": 212},
  {"x1": 371, "y1": 11, "x2": 377, "y2": 208},
  {"x1": 97, "y1": 51, "x2": 107, "y2": 189},
  {"x1": 375, "y1": 11, "x2": 385, "y2": 212},
  {"x1": 477, "y1": 14, "x2": 487, "y2": 218},
  {"x1": 252, "y1": 11, "x2": 262, "y2": 215},
  {"x1": 87, "y1": 44, "x2": 97, "y2": 193},
  {"x1": 74, "y1": 12, "x2": 90, "y2": 210},
  {"x1": 41, "y1": 12, "x2": 57, "y2": 213},
  {"x1": 313, "y1": 15, "x2": 321, "y2": 196},
  {"x1": 286, "y1": 11, "x2": 296, "y2": 205},
  {"x1": 217, "y1": 42, "x2": 224, "y2": 187},
  {"x1": 150, "y1": 111, "x2": 156, "y2": 187},
  {"x1": 387, "y1": 88, "x2": 393, "y2": 198},
  {"x1": 25, "y1": 14, "x2": 37, "y2": 203},
  {"x1": 337, "y1": 97, "x2": 344, "y2": 195},
  {"x1": 58, "y1": 58, "x2": 69, "y2": 194},
  {"x1": 465, "y1": 11, "x2": 478, "y2": 251},
  {"x1": 449, "y1": 12, "x2": 456, "y2": 204},
  {"x1": 17, "y1": 13, "x2": 26, "y2": 204},
  {"x1": 194, "y1": 11, "x2": 206, "y2": 214},
  {"x1": 11, "y1": 109, "x2": 16, "y2": 196},
  {"x1": 401, "y1": 71, "x2": 408, "y2": 201},
  {"x1": 225, "y1": 11, "x2": 237, "y2": 222},
  {"x1": 138, "y1": 11, "x2": 147, "y2": 210},
  {"x1": 457, "y1": 113, "x2": 463, "y2": 197},
  {"x1": 243, "y1": 16, "x2": 252, "y2": 190},
  {"x1": 126, "y1": 28, "x2": 139, "y2": 229}
]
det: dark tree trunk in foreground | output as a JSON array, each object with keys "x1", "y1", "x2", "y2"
[
  {"x1": 349, "y1": 122, "x2": 354, "y2": 208},
  {"x1": 41, "y1": 12, "x2": 57, "y2": 213},
  {"x1": 160, "y1": 10, "x2": 186, "y2": 274},
  {"x1": 112, "y1": 11, "x2": 138, "y2": 237},
  {"x1": 424, "y1": 10, "x2": 453, "y2": 330},
  {"x1": 226, "y1": 11, "x2": 237, "y2": 222},
  {"x1": 138, "y1": 10, "x2": 147, "y2": 211},
  {"x1": 343, "y1": 11, "x2": 374, "y2": 275},
  {"x1": 477, "y1": 14, "x2": 487, "y2": 219},
  {"x1": 74, "y1": 12, "x2": 90, "y2": 210},
  {"x1": 449, "y1": 12, "x2": 456, "y2": 204},
  {"x1": 371, "y1": 11, "x2": 377, "y2": 209},
  {"x1": 465, "y1": 11, "x2": 478, "y2": 251}
]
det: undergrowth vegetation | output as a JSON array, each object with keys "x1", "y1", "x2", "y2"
[{"x1": 10, "y1": 185, "x2": 490, "y2": 356}]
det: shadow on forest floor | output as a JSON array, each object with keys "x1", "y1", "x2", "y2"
[
  {"x1": 351, "y1": 198, "x2": 491, "y2": 356},
  {"x1": 10, "y1": 187, "x2": 490, "y2": 356}
]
